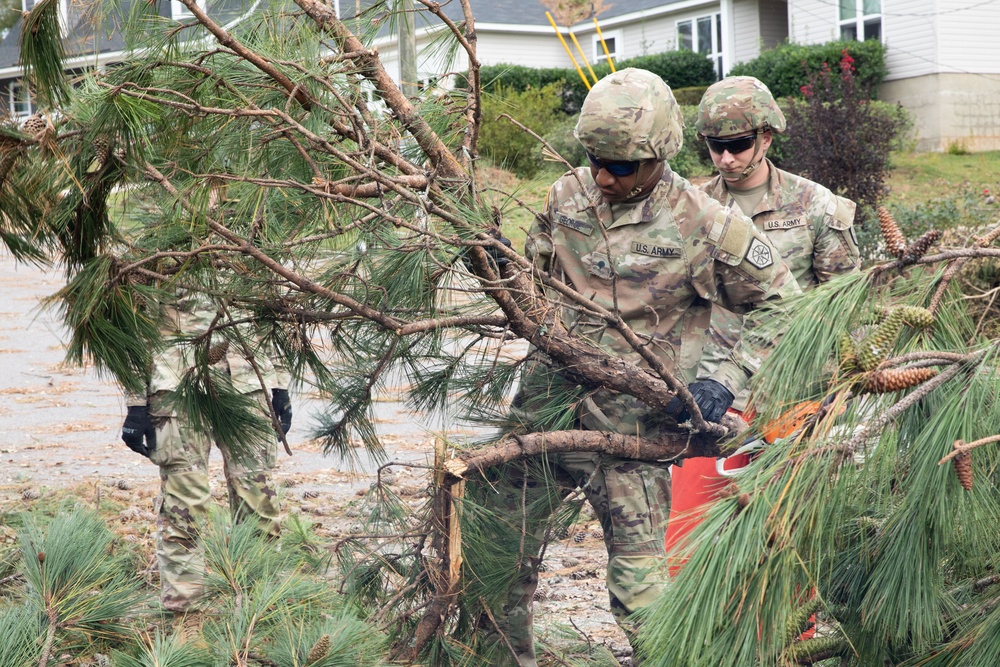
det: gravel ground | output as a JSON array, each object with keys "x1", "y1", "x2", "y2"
[{"x1": 0, "y1": 254, "x2": 630, "y2": 660}]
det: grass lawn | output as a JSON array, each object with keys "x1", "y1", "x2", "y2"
[{"x1": 886, "y1": 150, "x2": 1000, "y2": 204}]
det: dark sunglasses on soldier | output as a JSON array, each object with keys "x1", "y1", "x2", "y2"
[
  {"x1": 587, "y1": 153, "x2": 642, "y2": 177},
  {"x1": 704, "y1": 132, "x2": 758, "y2": 155}
]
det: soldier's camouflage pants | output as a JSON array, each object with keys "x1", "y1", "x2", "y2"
[
  {"x1": 148, "y1": 390, "x2": 280, "y2": 612},
  {"x1": 481, "y1": 450, "x2": 671, "y2": 666}
]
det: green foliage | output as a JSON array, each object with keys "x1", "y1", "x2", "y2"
[
  {"x1": 671, "y1": 85, "x2": 709, "y2": 106},
  {"x1": 541, "y1": 114, "x2": 587, "y2": 169},
  {"x1": 672, "y1": 105, "x2": 714, "y2": 179},
  {"x1": 479, "y1": 83, "x2": 567, "y2": 178},
  {"x1": 777, "y1": 50, "x2": 909, "y2": 245},
  {"x1": 17, "y1": 507, "x2": 149, "y2": 652},
  {"x1": 640, "y1": 260, "x2": 1000, "y2": 666},
  {"x1": 0, "y1": 605, "x2": 43, "y2": 667},
  {"x1": 111, "y1": 633, "x2": 212, "y2": 667},
  {"x1": 728, "y1": 39, "x2": 888, "y2": 100},
  {"x1": 0, "y1": 0, "x2": 19, "y2": 33},
  {"x1": 480, "y1": 49, "x2": 717, "y2": 115},
  {"x1": 18, "y1": 0, "x2": 68, "y2": 107}
]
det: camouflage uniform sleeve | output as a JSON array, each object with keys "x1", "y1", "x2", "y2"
[
  {"x1": 703, "y1": 209, "x2": 802, "y2": 395},
  {"x1": 124, "y1": 390, "x2": 149, "y2": 407},
  {"x1": 525, "y1": 185, "x2": 556, "y2": 273},
  {"x1": 813, "y1": 195, "x2": 861, "y2": 282}
]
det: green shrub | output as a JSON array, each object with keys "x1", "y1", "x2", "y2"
[
  {"x1": 671, "y1": 105, "x2": 714, "y2": 179},
  {"x1": 777, "y1": 50, "x2": 909, "y2": 255},
  {"x1": 728, "y1": 39, "x2": 887, "y2": 100},
  {"x1": 480, "y1": 50, "x2": 717, "y2": 115},
  {"x1": 672, "y1": 85, "x2": 709, "y2": 106},
  {"x1": 542, "y1": 114, "x2": 587, "y2": 170},
  {"x1": 479, "y1": 83, "x2": 568, "y2": 178}
]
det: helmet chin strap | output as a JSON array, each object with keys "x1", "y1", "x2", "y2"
[
  {"x1": 721, "y1": 132, "x2": 767, "y2": 184},
  {"x1": 626, "y1": 162, "x2": 664, "y2": 200}
]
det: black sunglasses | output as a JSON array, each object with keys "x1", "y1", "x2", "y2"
[
  {"x1": 704, "y1": 132, "x2": 758, "y2": 155},
  {"x1": 587, "y1": 153, "x2": 642, "y2": 177}
]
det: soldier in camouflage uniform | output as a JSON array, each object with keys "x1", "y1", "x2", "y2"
[
  {"x1": 120, "y1": 292, "x2": 292, "y2": 614},
  {"x1": 665, "y1": 76, "x2": 861, "y2": 559},
  {"x1": 485, "y1": 68, "x2": 800, "y2": 666}
]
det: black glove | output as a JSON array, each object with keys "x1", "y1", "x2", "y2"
[
  {"x1": 462, "y1": 235, "x2": 512, "y2": 272},
  {"x1": 666, "y1": 379, "x2": 735, "y2": 424},
  {"x1": 271, "y1": 388, "x2": 292, "y2": 435},
  {"x1": 121, "y1": 405, "x2": 156, "y2": 457}
]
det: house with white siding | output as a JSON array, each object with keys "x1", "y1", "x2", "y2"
[
  {"x1": 2, "y1": 0, "x2": 997, "y2": 151},
  {"x1": 369, "y1": 0, "x2": 999, "y2": 152}
]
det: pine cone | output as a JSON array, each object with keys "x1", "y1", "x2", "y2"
[
  {"x1": 878, "y1": 206, "x2": 907, "y2": 257},
  {"x1": 784, "y1": 596, "x2": 822, "y2": 644},
  {"x1": 206, "y1": 340, "x2": 229, "y2": 364},
  {"x1": 838, "y1": 332, "x2": 858, "y2": 372},
  {"x1": 858, "y1": 308, "x2": 905, "y2": 371},
  {"x1": 898, "y1": 305, "x2": 935, "y2": 329},
  {"x1": 305, "y1": 634, "x2": 330, "y2": 665},
  {"x1": 573, "y1": 531, "x2": 587, "y2": 543},
  {"x1": 22, "y1": 113, "x2": 48, "y2": 137},
  {"x1": 952, "y1": 444, "x2": 973, "y2": 491},
  {"x1": 89, "y1": 135, "x2": 111, "y2": 174},
  {"x1": 785, "y1": 636, "x2": 848, "y2": 663},
  {"x1": 901, "y1": 229, "x2": 942, "y2": 264},
  {"x1": 866, "y1": 367, "x2": 938, "y2": 393}
]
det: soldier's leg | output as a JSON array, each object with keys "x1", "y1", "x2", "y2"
[
  {"x1": 216, "y1": 390, "x2": 281, "y2": 539},
  {"x1": 148, "y1": 393, "x2": 213, "y2": 612},
  {"x1": 473, "y1": 457, "x2": 576, "y2": 667},
  {"x1": 562, "y1": 453, "x2": 671, "y2": 662}
]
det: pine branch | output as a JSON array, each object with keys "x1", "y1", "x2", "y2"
[{"x1": 444, "y1": 427, "x2": 731, "y2": 479}]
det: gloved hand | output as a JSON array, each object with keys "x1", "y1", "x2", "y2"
[
  {"x1": 121, "y1": 405, "x2": 156, "y2": 457},
  {"x1": 666, "y1": 379, "x2": 735, "y2": 424},
  {"x1": 462, "y1": 235, "x2": 512, "y2": 272},
  {"x1": 271, "y1": 388, "x2": 292, "y2": 435}
]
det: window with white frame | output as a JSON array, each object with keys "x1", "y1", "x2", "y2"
[
  {"x1": 839, "y1": 0, "x2": 881, "y2": 41},
  {"x1": 9, "y1": 81, "x2": 31, "y2": 118},
  {"x1": 592, "y1": 29, "x2": 622, "y2": 64},
  {"x1": 677, "y1": 14, "x2": 722, "y2": 79},
  {"x1": 171, "y1": 0, "x2": 207, "y2": 20}
]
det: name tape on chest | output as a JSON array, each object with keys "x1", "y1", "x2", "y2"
[
  {"x1": 745, "y1": 237, "x2": 775, "y2": 269},
  {"x1": 763, "y1": 218, "x2": 806, "y2": 231},
  {"x1": 555, "y1": 213, "x2": 594, "y2": 235},
  {"x1": 631, "y1": 241, "x2": 682, "y2": 258}
]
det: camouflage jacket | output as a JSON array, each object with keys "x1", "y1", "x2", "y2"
[
  {"x1": 700, "y1": 159, "x2": 860, "y2": 288},
  {"x1": 126, "y1": 291, "x2": 288, "y2": 408},
  {"x1": 526, "y1": 167, "x2": 800, "y2": 434}
]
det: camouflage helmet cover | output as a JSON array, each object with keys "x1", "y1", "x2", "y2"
[
  {"x1": 695, "y1": 76, "x2": 787, "y2": 138},
  {"x1": 574, "y1": 68, "x2": 684, "y2": 162}
]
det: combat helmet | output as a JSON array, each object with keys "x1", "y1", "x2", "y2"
[
  {"x1": 574, "y1": 68, "x2": 684, "y2": 162},
  {"x1": 695, "y1": 76, "x2": 786, "y2": 138}
]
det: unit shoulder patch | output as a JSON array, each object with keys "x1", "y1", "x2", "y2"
[
  {"x1": 745, "y1": 237, "x2": 775, "y2": 269},
  {"x1": 825, "y1": 196, "x2": 857, "y2": 231}
]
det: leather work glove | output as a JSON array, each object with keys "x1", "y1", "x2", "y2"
[
  {"x1": 271, "y1": 388, "x2": 293, "y2": 435},
  {"x1": 121, "y1": 405, "x2": 157, "y2": 457},
  {"x1": 462, "y1": 235, "x2": 512, "y2": 272},
  {"x1": 666, "y1": 379, "x2": 735, "y2": 424}
]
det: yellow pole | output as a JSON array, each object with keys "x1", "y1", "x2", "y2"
[
  {"x1": 593, "y1": 18, "x2": 616, "y2": 72},
  {"x1": 569, "y1": 31, "x2": 599, "y2": 85},
  {"x1": 545, "y1": 11, "x2": 591, "y2": 90}
]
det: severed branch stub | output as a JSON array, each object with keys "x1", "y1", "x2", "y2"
[{"x1": 443, "y1": 424, "x2": 740, "y2": 480}]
